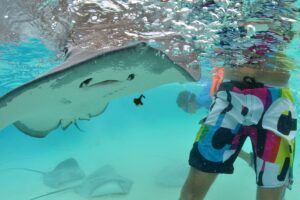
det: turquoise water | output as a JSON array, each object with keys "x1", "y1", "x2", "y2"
[
  {"x1": 0, "y1": 0, "x2": 300, "y2": 200},
  {"x1": 0, "y1": 37, "x2": 299, "y2": 200}
]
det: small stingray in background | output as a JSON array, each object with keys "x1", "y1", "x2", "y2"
[
  {"x1": 30, "y1": 164, "x2": 133, "y2": 200},
  {"x1": 2, "y1": 158, "x2": 85, "y2": 189}
]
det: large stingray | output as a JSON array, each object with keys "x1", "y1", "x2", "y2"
[
  {"x1": 2, "y1": 158, "x2": 85, "y2": 189},
  {"x1": 30, "y1": 164, "x2": 133, "y2": 200},
  {"x1": 0, "y1": 42, "x2": 199, "y2": 137}
]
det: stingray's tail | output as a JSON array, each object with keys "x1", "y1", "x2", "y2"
[
  {"x1": 1, "y1": 168, "x2": 44, "y2": 175},
  {"x1": 30, "y1": 186, "x2": 74, "y2": 200}
]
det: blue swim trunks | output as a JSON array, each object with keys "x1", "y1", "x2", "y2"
[{"x1": 189, "y1": 78, "x2": 297, "y2": 188}]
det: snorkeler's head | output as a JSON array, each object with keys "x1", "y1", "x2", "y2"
[{"x1": 176, "y1": 90, "x2": 198, "y2": 114}]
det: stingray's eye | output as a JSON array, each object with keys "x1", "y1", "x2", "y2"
[
  {"x1": 79, "y1": 78, "x2": 93, "y2": 88},
  {"x1": 127, "y1": 73, "x2": 135, "y2": 81},
  {"x1": 63, "y1": 47, "x2": 68, "y2": 54}
]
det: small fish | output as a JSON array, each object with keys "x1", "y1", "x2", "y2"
[
  {"x1": 127, "y1": 73, "x2": 135, "y2": 80},
  {"x1": 133, "y1": 94, "x2": 145, "y2": 106}
]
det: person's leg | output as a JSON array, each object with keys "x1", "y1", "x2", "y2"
[
  {"x1": 179, "y1": 167, "x2": 217, "y2": 200},
  {"x1": 179, "y1": 81, "x2": 247, "y2": 200},
  {"x1": 238, "y1": 150, "x2": 253, "y2": 167},
  {"x1": 250, "y1": 131, "x2": 293, "y2": 200},
  {"x1": 256, "y1": 186, "x2": 286, "y2": 200},
  {"x1": 247, "y1": 86, "x2": 296, "y2": 200}
]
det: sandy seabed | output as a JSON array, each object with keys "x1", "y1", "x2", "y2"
[{"x1": 0, "y1": 85, "x2": 299, "y2": 200}]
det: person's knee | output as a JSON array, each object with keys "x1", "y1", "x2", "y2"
[
  {"x1": 256, "y1": 186, "x2": 286, "y2": 200},
  {"x1": 180, "y1": 188, "x2": 206, "y2": 200},
  {"x1": 180, "y1": 183, "x2": 205, "y2": 200},
  {"x1": 179, "y1": 167, "x2": 218, "y2": 200},
  {"x1": 179, "y1": 190, "x2": 196, "y2": 200}
]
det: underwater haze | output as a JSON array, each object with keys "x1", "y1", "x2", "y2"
[{"x1": 1, "y1": 0, "x2": 300, "y2": 200}]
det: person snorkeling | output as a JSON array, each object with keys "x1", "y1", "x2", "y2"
[
  {"x1": 178, "y1": 0, "x2": 297, "y2": 198},
  {"x1": 176, "y1": 0, "x2": 298, "y2": 193}
]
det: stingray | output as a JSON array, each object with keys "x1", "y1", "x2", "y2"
[
  {"x1": 3, "y1": 158, "x2": 85, "y2": 189},
  {"x1": 0, "y1": 42, "x2": 199, "y2": 137},
  {"x1": 30, "y1": 164, "x2": 133, "y2": 200}
]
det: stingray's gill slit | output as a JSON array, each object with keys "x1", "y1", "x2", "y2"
[
  {"x1": 127, "y1": 73, "x2": 135, "y2": 80},
  {"x1": 74, "y1": 121, "x2": 85, "y2": 132},
  {"x1": 79, "y1": 78, "x2": 93, "y2": 88}
]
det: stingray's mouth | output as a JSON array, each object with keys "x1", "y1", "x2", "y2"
[
  {"x1": 79, "y1": 74, "x2": 135, "y2": 88},
  {"x1": 79, "y1": 78, "x2": 119, "y2": 88},
  {"x1": 89, "y1": 80, "x2": 119, "y2": 87}
]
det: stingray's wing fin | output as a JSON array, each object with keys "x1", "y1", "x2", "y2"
[{"x1": 14, "y1": 120, "x2": 61, "y2": 138}]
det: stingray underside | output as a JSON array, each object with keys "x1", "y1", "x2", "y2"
[{"x1": 0, "y1": 43, "x2": 197, "y2": 137}]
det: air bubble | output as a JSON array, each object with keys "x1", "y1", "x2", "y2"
[{"x1": 246, "y1": 25, "x2": 256, "y2": 37}]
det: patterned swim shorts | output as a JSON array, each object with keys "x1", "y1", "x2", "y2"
[{"x1": 189, "y1": 77, "x2": 297, "y2": 188}]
